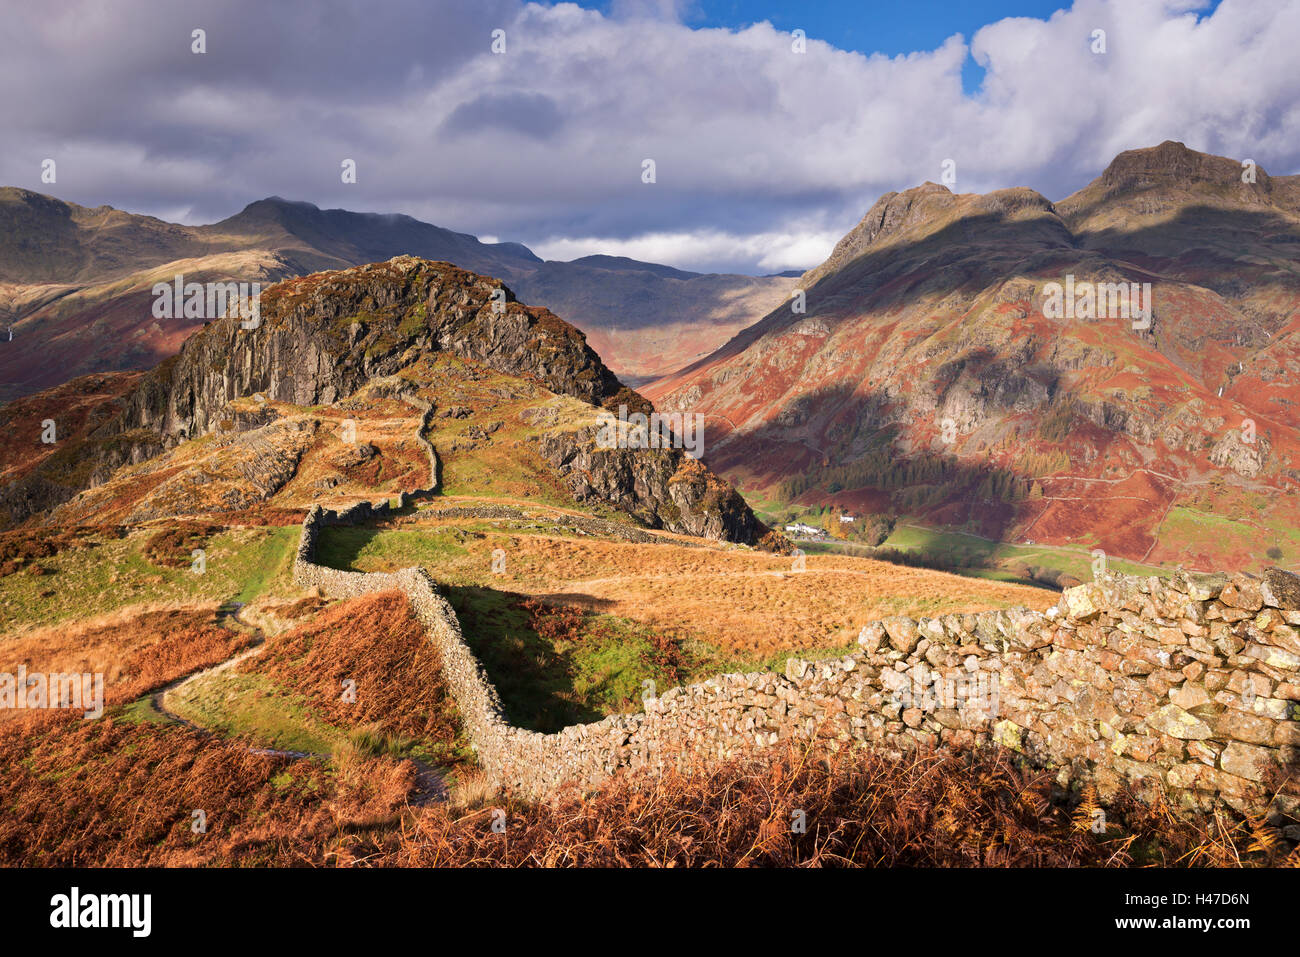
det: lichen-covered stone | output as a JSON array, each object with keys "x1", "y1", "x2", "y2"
[
  {"x1": 1145, "y1": 704, "x2": 1212, "y2": 740},
  {"x1": 882, "y1": 616, "x2": 920, "y2": 654},
  {"x1": 1262, "y1": 568, "x2": 1300, "y2": 611},
  {"x1": 1221, "y1": 576, "x2": 1265, "y2": 612},
  {"x1": 1220, "y1": 741, "x2": 1275, "y2": 782},
  {"x1": 1062, "y1": 584, "x2": 1102, "y2": 621}
]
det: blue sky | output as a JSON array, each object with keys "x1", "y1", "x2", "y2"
[
  {"x1": 591, "y1": 0, "x2": 1079, "y2": 92},
  {"x1": 0, "y1": 0, "x2": 1284, "y2": 275}
]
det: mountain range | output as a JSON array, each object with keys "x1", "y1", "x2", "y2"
[
  {"x1": 645, "y1": 141, "x2": 1300, "y2": 573},
  {"x1": 4, "y1": 141, "x2": 1298, "y2": 575},
  {"x1": 0, "y1": 189, "x2": 791, "y2": 400},
  {"x1": 4, "y1": 143, "x2": 1297, "y2": 872}
]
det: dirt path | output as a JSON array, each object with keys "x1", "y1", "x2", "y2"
[{"x1": 149, "y1": 600, "x2": 449, "y2": 805}]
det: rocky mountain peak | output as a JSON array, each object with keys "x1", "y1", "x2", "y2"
[
  {"x1": 1058, "y1": 140, "x2": 1278, "y2": 220},
  {"x1": 800, "y1": 182, "x2": 958, "y2": 288},
  {"x1": 645, "y1": 141, "x2": 1300, "y2": 571},
  {"x1": 800, "y1": 180, "x2": 1061, "y2": 292},
  {"x1": 113, "y1": 255, "x2": 630, "y2": 441},
  {"x1": 1099, "y1": 140, "x2": 1269, "y2": 191},
  {"x1": 226, "y1": 195, "x2": 323, "y2": 225}
]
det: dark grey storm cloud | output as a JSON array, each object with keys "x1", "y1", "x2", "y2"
[{"x1": 442, "y1": 92, "x2": 566, "y2": 140}]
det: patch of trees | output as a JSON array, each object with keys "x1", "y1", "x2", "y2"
[{"x1": 779, "y1": 449, "x2": 965, "y2": 501}]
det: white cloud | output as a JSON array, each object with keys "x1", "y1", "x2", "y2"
[
  {"x1": 1, "y1": 0, "x2": 1297, "y2": 274},
  {"x1": 532, "y1": 228, "x2": 841, "y2": 274}
]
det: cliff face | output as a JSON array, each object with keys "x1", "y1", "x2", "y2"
[
  {"x1": 535, "y1": 431, "x2": 764, "y2": 543},
  {"x1": 3, "y1": 257, "x2": 767, "y2": 545},
  {"x1": 0, "y1": 371, "x2": 154, "y2": 527},
  {"x1": 112, "y1": 256, "x2": 625, "y2": 440},
  {"x1": 1062, "y1": 140, "x2": 1279, "y2": 220}
]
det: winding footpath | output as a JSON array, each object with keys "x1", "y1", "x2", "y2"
[{"x1": 149, "y1": 600, "x2": 450, "y2": 806}]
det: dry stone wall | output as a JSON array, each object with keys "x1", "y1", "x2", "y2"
[
  {"x1": 404, "y1": 393, "x2": 440, "y2": 491},
  {"x1": 293, "y1": 504, "x2": 1300, "y2": 821}
]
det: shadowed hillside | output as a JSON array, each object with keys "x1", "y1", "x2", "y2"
[{"x1": 646, "y1": 142, "x2": 1300, "y2": 574}]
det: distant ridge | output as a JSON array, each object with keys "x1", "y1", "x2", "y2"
[{"x1": 0, "y1": 190, "x2": 791, "y2": 398}]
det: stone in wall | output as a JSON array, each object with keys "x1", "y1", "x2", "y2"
[{"x1": 290, "y1": 500, "x2": 1300, "y2": 823}]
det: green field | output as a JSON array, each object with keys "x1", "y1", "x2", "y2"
[
  {"x1": 0, "y1": 525, "x2": 300, "y2": 635},
  {"x1": 315, "y1": 525, "x2": 472, "y2": 578},
  {"x1": 795, "y1": 522, "x2": 1169, "y2": 589},
  {"x1": 445, "y1": 583, "x2": 859, "y2": 733},
  {"x1": 166, "y1": 669, "x2": 344, "y2": 756},
  {"x1": 1157, "y1": 505, "x2": 1297, "y2": 572},
  {"x1": 880, "y1": 525, "x2": 1169, "y2": 580}
]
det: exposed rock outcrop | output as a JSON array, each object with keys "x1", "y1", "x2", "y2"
[
  {"x1": 535, "y1": 430, "x2": 764, "y2": 542},
  {"x1": 4, "y1": 257, "x2": 768, "y2": 545},
  {"x1": 110, "y1": 256, "x2": 625, "y2": 442}
]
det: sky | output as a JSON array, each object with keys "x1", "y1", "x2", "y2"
[{"x1": 1, "y1": 0, "x2": 1294, "y2": 275}]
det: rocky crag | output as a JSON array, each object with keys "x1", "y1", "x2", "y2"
[
  {"x1": 3, "y1": 257, "x2": 766, "y2": 544},
  {"x1": 534, "y1": 431, "x2": 762, "y2": 542}
]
